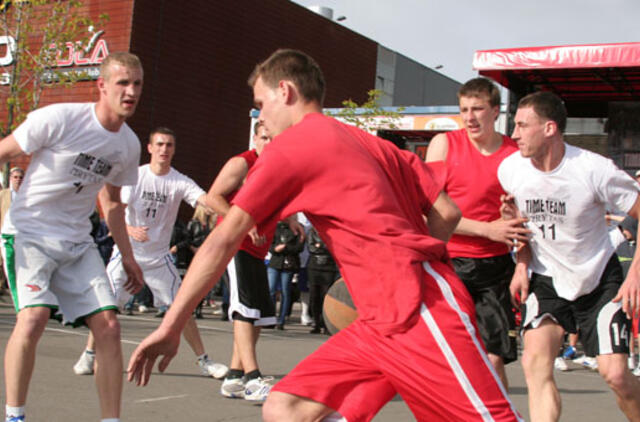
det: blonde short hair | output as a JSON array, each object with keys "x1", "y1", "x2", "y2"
[{"x1": 100, "y1": 52, "x2": 142, "y2": 81}]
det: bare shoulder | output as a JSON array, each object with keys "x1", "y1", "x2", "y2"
[{"x1": 425, "y1": 133, "x2": 449, "y2": 162}]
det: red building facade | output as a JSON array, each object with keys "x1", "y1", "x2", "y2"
[{"x1": 1, "y1": 0, "x2": 377, "y2": 206}]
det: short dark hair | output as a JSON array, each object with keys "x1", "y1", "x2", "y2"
[
  {"x1": 149, "y1": 127, "x2": 176, "y2": 143},
  {"x1": 458, "y1": 77, "x2": 501, "y2": 108},
  {"x1": 248, "y1": 49, "x2": 325, "y2": 105},
  {"x1": 518, "y1": 91, "x2": 567, "y2": 133},
  {"x1": 100, "y1": 52, "x2": 142, "y2": 81}
]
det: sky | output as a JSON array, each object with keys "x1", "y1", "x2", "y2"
[{"x1": 291, "y1": 0, "x2": 640, "y2": 83}]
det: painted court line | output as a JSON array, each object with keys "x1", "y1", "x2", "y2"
[
  {"x1": 0, "y1": 319, "x2": 141, "y2": 345},
  {"x1": 135, "y1": 394, "x2": 188, "y2": 403}
]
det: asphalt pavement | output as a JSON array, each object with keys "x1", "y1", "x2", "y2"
[{"x1": 0, "y1": 295, "x2": 628, "y2": 421}]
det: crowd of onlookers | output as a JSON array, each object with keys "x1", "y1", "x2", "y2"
[{"x1": 86, "y1": 209, "x2": 341, "y2": 334}]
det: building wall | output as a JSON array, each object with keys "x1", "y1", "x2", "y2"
[
  {"x1": 393, "y1": 53, "x2": 461, "y2": 107},
  {"x1": 375, "y1": 45, "x2": 461, "y2": 107},
  {"x1": 128, "y1": 0, "x2": 378, "y2": 199},
  {"x1": 0, "y1": 0, "x2": 135, "y2": 173}
]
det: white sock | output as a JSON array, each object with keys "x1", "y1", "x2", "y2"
[
  {"x1": 322, "y1": 412, "x2": 346, "y2": 422},
  {"x1": 101, "y1": 419, "x2": 119, "y2": 422},
  {"x1": 6, "y1": 405, "x2": 24, "y2": 419}
]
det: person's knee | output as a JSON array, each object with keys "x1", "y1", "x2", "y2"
[
  {"x1": 599, "y1": 359, "x2": 635, "y2": 395},
  {"x1": 522, "y1": 349, "x2": 553, "y2": 382},
  {"x1": 263, "y1": 392, "x2": 290, "y2": 422},
  {"x1": 90, "y1": 314, "x2": 121, "y2": 346},
  {"x1": 263, "y1": 391, "x2": 330, "y2": 422},
  {"x1": 14, "y1": 307, "x2": 50, "y2": 340}
]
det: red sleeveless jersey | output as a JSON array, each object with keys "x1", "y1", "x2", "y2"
[
  {"x1": 445, "y1": 129, "x2": 517, "y2": 258},
  {"x1": 217, "y1": 149, "x2": 272, "y2": 259}
]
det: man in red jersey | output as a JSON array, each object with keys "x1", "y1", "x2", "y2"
[
  {"x1": 128, "y1": 49, "x2": 522, "y2": 422},
  {"x1": 426, "y1": 78, "x2": 530, "y2": 388},
  {"x1": 206, "y1": 121, "x2": 277, "y2": 401}
]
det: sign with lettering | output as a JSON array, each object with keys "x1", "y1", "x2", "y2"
[{"x1": 0, "y1": 29, "x2": 109, "y2": 85}]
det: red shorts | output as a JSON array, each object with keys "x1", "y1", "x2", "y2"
[{"x1": 272, "y1": 260, "x2": 522, "y2": 421}]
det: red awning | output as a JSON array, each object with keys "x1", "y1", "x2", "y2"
[{"x1": 473, "y1": 43, "x2": 640, "y2": 116}]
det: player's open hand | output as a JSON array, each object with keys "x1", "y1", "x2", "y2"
[
  {"x1": 248, "y1": 226, "x2": 266, "y2": 246},
  {"x1": 122, "y1": 256, "x2": 144, "y2": 294},
  {"x1": 486, "y1": 217, "x2": 531, "y2": 247},
  {"x1": 127, "y1": 327, "x2": 180, "y2": 386},
  {"x1": 613, "y1": 270, "x2": 640, "y2": 319},
  {"x1": 288, "y1": 219, "x2": 306, "y2": 241},
  {"x1": 510, "y1": 264, "x2": 530, "y2": 308},
  {"x1": 128, "y1": 226, "x2": 150, "y2": 242}
]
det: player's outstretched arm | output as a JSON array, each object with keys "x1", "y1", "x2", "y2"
[
  {"x1": 128, "y1": 205, "x2": 254, "y2": 386},
  {"x1": 427, "y1": 191, "x2": 461, "y2": 242},
  {"x1": 99, "y1": 183, "x2": 144, "y2": 294},
  {"x1": 195, "y1": 193, "x2": 216, "y2": 216},
  {"x1": 206, "y1": 156, "x2": 249, "y2": 217},
  {"x1": 614, "y1": 194, "x2": 640, "y2": 318},
  {"x1": 0, "y1": 135, "x2": 26, "y2": 166}
]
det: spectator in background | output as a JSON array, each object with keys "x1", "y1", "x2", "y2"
[
  {"x1": 170, "y1": 219, "x2": 190, "y2": 276},
  {"x1": 90, "y1": 210, "x2": 115, "y2": 266},
  {"x1": 295, "y1": 213, "x2": 313, "y2": 326},
  {"x1": 0, "y1": 167, "x2": 24, "y2": 294},
  {"x1": 0, "y1": 167, "x2": 24, "y2": 225},
  {"x1": 188, "y1": 205, "x2": 229, "y2": 320},
  {"x1": 307, "y1": 226, "x2": 340, "y2": 334},
  {"x1": 268, "y1": 220, "x2": 304, "y2": 330}
]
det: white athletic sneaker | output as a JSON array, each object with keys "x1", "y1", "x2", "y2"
[
  {"x1": 244, "y1": 376, "x2": 273, "y2": 402},
  {"x1": 73, "y1": 351, "x2": 95, "y2": 375},
  {"x1": 554, "y1": 357, "x2": 569, "y2": 371},
  {"x1": 300, "y1": 313, "x2": 313, "y2": 326},
  {"x1": 573, "y1": 355, "x2": 598, "y2": 370},
  {"x1": 138, "y1": 305, "x2": 150, "y2": 313},
  {"x1": 633, "y1": 365, "x2": 640, "y2": 377},
  {"x1": 198, "y1": 358, "x2": 229, "y2": 379},
  {"x1": 220, "y1": 377, "x2": 245, "y2": 398}
]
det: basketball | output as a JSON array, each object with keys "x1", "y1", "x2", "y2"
[{"x1": 322, "y1": 278, "x2": 358, "y2": 335}]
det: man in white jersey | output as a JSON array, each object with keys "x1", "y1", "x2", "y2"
[
  {"x1": 0, "y1": 52, "x2": 144, "y2": 422},
  {"x1": 499, "y1": 91, "x2": 640, "y2": 421},
  {"x1": 73, "y1": 127, "x2": 228, "y2": 380}
]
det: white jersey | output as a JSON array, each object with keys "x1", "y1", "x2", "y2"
[
  {"x1": 498, "y1": 143, "x2": 639, "y2": 300},
  {"x1": 114, "y1": 164, "x2": 204, "y2": 263},
  {"x1": 3, "y1": 103, "x2": 140, "y2": 242}
]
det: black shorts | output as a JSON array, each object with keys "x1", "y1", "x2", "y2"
[
  {"x1": 522, "y1": 254, "x2": 629, "y2": 357},
  {"x1": 227, "y1": 250, "x2": 275, "y2": 326},
  {"x1": 452, "y1": 254, "x2": 517, "y2": 364}
]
